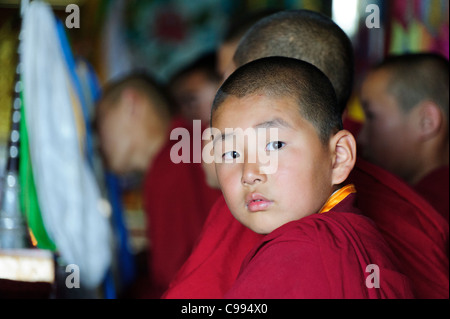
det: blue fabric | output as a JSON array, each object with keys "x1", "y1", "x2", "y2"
[
  {"x1": 55, "y1": 18, "x2": 95, "y2": 167},
  {"x1": 105, "y1": 173, "x2": 137, "y2": 291}
]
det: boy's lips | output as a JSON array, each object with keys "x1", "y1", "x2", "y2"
[{"x1": 245, "y1": 193, "x2": 273, "y2": 212}]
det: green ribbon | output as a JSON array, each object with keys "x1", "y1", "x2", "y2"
[{"x1": 19, "y1": 90, "x2": 56, "y2": 251}]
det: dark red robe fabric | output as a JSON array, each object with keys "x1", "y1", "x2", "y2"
[
  {"x1": 343, "y1": 115, "x2": 363, "y2": 138},
  {"x1": 348, "y1": 158, "x2": 449, "y2": 299},
  {"x1": 224, "y1": 194, "x2": 414, "y2": 299},
  {"x1": 414, "y1": 165, "x2": 449, "y2": 223},
  {"x1": 141, "y1": 118, "x2": 221, "y2": 298},
  {"x1": 163, "y1": 157, "x2": 448, "y2": 299},
  {"x1": 162, "y1": 195, "x2": 261, "y2": 298}
]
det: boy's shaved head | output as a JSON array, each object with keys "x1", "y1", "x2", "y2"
[
  {"x1": 212, "y1": 56, "x2": 342, "y2": 144},
  {"x1": 233, "y1": 9, "x2": 354, "y2": 113}
]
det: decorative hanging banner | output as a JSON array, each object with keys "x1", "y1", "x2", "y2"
[
  {"x1": 20, "y1": 0, "x2": 112, "y2": 289},
  {"x1": 389, "y1": 0, "x2": 449, "y2": 57}
]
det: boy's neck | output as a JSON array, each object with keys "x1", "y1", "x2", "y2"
[{"x1": 318, "y1": 184, "x2": 356, "y2": 214}]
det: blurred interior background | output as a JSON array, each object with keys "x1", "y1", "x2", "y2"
[{"x1": 1, "y1": 0, "x2": 448, "y2": 137}]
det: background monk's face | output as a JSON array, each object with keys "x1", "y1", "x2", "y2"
[
  {"x1": 213, "y1": 94, "x2": 334, "y2": 234},
  {"x1": 357, "y1": 69, "x2": 418, "y2": 181},
  {"x1": 172, "y1": 70, "x2": 219, "y2": 124},
  {"x1": 97, "y1": 100, "x2": 135, "y2": 174}
]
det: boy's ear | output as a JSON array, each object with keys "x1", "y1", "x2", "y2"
[{"x1": 330, "y1": 130, "x2": 357, "y2": 186}]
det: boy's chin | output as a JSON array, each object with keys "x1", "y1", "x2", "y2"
[
  {"x1": 233, "y1": 210, "x2": 285, "y2": 235},
  {"x1": 246, "y1": 222, "x2": 278, "y2": 235}
]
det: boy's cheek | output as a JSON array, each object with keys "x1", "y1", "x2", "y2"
[
  {"x1": 215, "y1": 166, "x2": 233, "y2": 190},
  {"x1": 217, "y1": 169, "x2": 241, "y2": 199}
]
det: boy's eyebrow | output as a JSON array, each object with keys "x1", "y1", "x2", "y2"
[
  {"x1": 212, "y1": 131, "x2": 233, "y2": 146},
  {"x1": 253, "y1": 117, "x2": 292, "y2": 129},
  {"x1": 212, "y1": 117, "x2": 291, "y2": 146}
]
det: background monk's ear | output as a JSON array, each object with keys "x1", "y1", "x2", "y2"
[
  {"x1": 330, "y1": 130, "x2": 357, "y2": 186},
  {"x1": 417, "y1": 101, "x2": 442, "y2": 141}
]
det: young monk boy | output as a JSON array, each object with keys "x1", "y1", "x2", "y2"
[
  {"x1": 163, "y1": 10, "x2": 448, "y2": 299},
  {"x1": 210, "y1": 56, "x2": 413, "y2": 298}
]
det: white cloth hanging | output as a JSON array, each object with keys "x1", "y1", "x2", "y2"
[{"x1": 20, "y1": 0, "x2": 112, "y2": 289}]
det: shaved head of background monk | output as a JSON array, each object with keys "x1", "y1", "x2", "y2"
[{"x1": 232, "y1": 9, "x2": 354, "y2": 114}]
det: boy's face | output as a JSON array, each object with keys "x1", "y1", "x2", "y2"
[
  {"x1": 357, "y1": 69, "x2": 418, "y2": 182},
  {"x1": 212, "y1": 94, "x2": 335, "y2": 234}
]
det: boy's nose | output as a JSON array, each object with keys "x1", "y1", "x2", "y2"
[{"x1": 241, "y1": 161, "x2": 266, "y2": 186}]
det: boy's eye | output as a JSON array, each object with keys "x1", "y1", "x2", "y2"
[
  {"x1": 223, "y1": 151, "x2": 240, "y2": 160},
  {"x1": 266, "y1": 141, "x2": 285, "y2": 151}
]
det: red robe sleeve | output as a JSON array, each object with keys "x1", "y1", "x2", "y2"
[{"x1": 224, "y1": 195, "x2": 414, "y2": 299}]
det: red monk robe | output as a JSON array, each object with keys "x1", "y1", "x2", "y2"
[
  {"x1": 163, "y1": 158, "x2": 448, "y2": 299},
  {"x1": 414, "y1": 166, "x2": 449, "y2": 223},
  {"x1": 343, "y1": 115, "x2": 363, "y2": 138},
  {"x1": 162, "y1": 194, "x2": 261, "y2": 298},
  {"x1": 141, "y1": 118, "x2": 221, "y2": 298},
  {"x1": 348, "y1": 158, "x2": 449, "y2": 299},
  {"x1": 224, "y1": 189, "x2": 414, "y2": 299}
]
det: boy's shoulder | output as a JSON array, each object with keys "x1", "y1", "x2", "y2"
[
  {"x1": 229, "y1": 197, "x2": 414, "y2": 298},
  {"x1": 263, "y1": 206, "x2": 377, "y2": 250},
  {"x1": 246, "y1": 194, "x2": 392, "y2": 267},
  {"x1": 266, "y1": 194, "x2": 376, "y2": 243}
]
